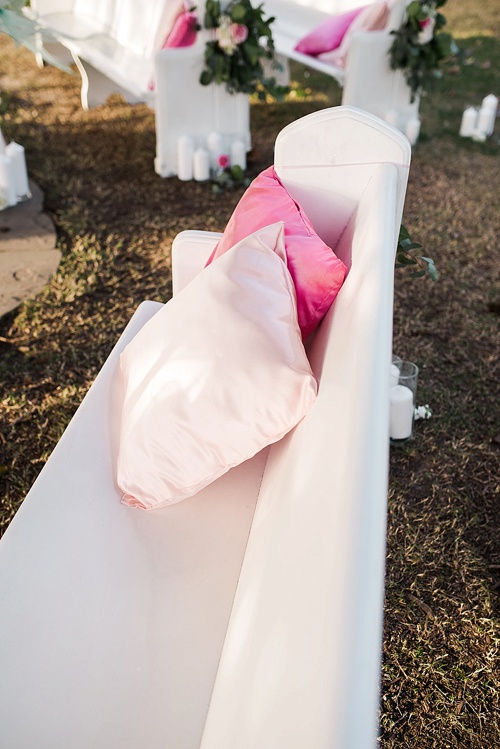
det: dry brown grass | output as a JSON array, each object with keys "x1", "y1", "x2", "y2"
[{"x1": 0, "y1": 2, "x2": 499, "y2": 744}]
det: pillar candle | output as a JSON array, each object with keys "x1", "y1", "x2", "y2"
[
  {"x1": 193, "y1": 147, "x2": 210, "y2": 181},
  {"x1": 5, "y1": 141, "x2": 30, "y2": 199},
  {"x1": 475, "y1": 105, "x2": 493, "y2": 138},
  {"x1": 0, "y1": 155, "x2": 18, "y2": 207},
  {"x1": 482, "y1": 93, "x2": 498, "y2": 116},
  {"x1": 476, "y1": 98, "x2": 497, "y2": 137},
  {"x1": 405, "y1": 118, "x2": 421, "y2": 146},
  {"x1": 384, "y1": 110, "x2": 399, "y2": 129},
  {"x1": 390, "y1": 363, "x2": 400, "y2": 387},
  {"x1": 390, "y1": 385, "x2": 414, "y2": 440},
  {"x1": 177, "y1": 135, "x2": 194, "y2": 181},
  {"x1": 230, "y1": 139, "x2": 246, "y2": 170},
  {"x1": 459, "y1": 107, "x2": 478, "y2": 137},
  {"x1": 207, "y1": 131, "x2": 223, "y2": 169}
]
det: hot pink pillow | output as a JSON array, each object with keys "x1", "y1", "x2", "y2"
[
  {"x1": 205, "y1": 166, "x2": 347, "y2": 340},
  {"x1": 162, "y1": 9, "x2": 198, "y2": 48},
  {"x1": 294, "y1": 6, "x2": 367, "y2": 56},
  {"x1": 318, "y1": 1, "x2": 390, "y2": 68}
]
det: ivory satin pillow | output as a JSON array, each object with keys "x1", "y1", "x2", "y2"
[
  {"x1": 294, "y1": 5, "x2": 367, "y2": 56},
  {"x1": 117, "y1": 222, "x2": 318, "y2": 510},
  {"x1": 205, "y1": 166, "x2": 346, "y2": 340}
]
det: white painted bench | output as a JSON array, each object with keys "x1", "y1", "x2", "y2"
[
  {"x1": 28, "y1": 0, "x2": 252, "y2": 177},
  {"x1": 263, "y1": 0, "x2": 421, "y2": 139},
  {"x1": 29, "y1": 0, "x2": 184, "y2": 109},
  {"x1": 0, "y1": 107, "x2": 411, "y2": 749}
]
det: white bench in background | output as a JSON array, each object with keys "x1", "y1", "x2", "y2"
[
  {"x1": 29, "y1": 0, "x2": 183, "y2": 109},
  {"x1": 0, "y1": 106, "x2": 411, "y2": 749},
  {"x1": 28, "y1": 0, "x2": 252, "y2": 177},
  {"x1": 262, "y1": 0, "x2": 420, "y2": 139}
]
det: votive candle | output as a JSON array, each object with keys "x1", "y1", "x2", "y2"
[
  {"x1": 193, "y1": 147, "x2": 210, "y2": 181},
  {"x1": 459, "y1": 107, "x2": 478, "y2": 137},
  {"x1": 390, "y1": 385, "x2": 414, "y2": 440},
  {"x1": 207, "y1": 131, "x2": 223, "y2": 169},
  {"x1": 5, "y1": 141, "x2": 30, "y2": 199},
  {"x1": 177, "y1": 135, "x2": 194, "y2": 181},
  {"x1": 230, "y1": 139, "x2": 246, "y2": 170},
  {"x1": 0, "y1": 154, "x2": 18, "y2": 207}
]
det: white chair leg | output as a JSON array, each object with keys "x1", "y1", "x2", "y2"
[{"x1": 71, "y1": 52, "x2": 142, "y2": 110}]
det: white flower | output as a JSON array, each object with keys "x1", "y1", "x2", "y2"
[
  {"x1": 418, "y1": 13, "x2": 436, "y2": 45},
  {"x1": 414, "y1": 404, "x2": 432, "y2": 420},
  {"x1": 216, "y1": 15, "x2": 237, "y2": 54},
  {"x1": 216, "y1": 14, "x2": 249, "y2": 55}
]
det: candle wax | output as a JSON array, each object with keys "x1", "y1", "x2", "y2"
[
  {"x1": 390, "y1": 385, "x2": 414, "y2": 440},
  {"x1": 193, "y1": 148, "x2": 210, "y2": 182},
  {"x1": 177, "y1": 136, "x2": 194, "y2": 181}
]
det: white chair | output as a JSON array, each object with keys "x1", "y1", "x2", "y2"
[{"x1": 0, "y1": 106, "x2": 410, "y2": 749}]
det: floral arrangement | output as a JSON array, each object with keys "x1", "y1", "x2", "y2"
[
  {"x1": 389, "y1": 0, "x2": 457, "y2": 101},
  {"x1": 211, "y1": 153, "x2": 250, "y2": 193},
  {"x1": 200, "y1": 0, "x2": 288, "y2": 100}
]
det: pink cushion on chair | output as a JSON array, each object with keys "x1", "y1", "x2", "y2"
[
  {"x1": 118, "y1": 222, "x2": 318, "y2": 510},
  {"x1": 318, "y1": 1, "x2": 390, "y2": 68},
  {"x1": 162, "y1": 9, "x2": 198, "y2": 48},
  {"x1": 294, "y1": 6, "x2": 367, "y2": 56},
  {"x1": 205, "y1": 166, "x2": 347, "y2": 340}
]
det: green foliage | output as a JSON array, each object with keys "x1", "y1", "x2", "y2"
[
  {"x1": 200, "y1": 0, "x2": 289, "y2": 100},
  {"x1": 211, "y1": 163, "x2": 250, "y2": 193},
  {"x1": 396, "y1": 224, "x2": 438, "y2": 281},
  {"x1": 389, "y1": 0, "x2": 458, "y2": 100}
]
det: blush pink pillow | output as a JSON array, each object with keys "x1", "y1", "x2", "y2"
[
  {"x1": 118, "y1": 222, "x2": 318, "y2": 510},
  {"x1": 162, "y1": 9, "x2": 198, "y2": 48},
  {"x1": 294, "y1": 5, "x2": 367, "y2": 56},
  {"x1": 205, "y1": 166, "x2": 347, "y2": 340},
  {"x1": 318, "y1": 1, "x2": 390, "y2": 68}
]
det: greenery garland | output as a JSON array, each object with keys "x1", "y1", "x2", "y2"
[
  {"x1": 199, "y1": 0, "x2": 288, "y2": 101},
  {"x1": 389, "y1": 0, "x2": 457, "y2": 101}
]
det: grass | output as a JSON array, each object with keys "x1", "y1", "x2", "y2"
[{"x1": 0, "y1": 1, "x2": 499, "y2": 745}]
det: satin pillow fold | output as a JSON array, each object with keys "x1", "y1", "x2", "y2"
[
  {"x1": 117, "y1": 222, "x2": 317, "y2": 510},
  {"x1": 162, "y1": 9, "x2": 198, "y2": 48},
  {"x1": 294, "y1": 6, "x2": 367, "y2": 56},
  {"x1": 205, "y1": 166, "x2": 346, "y2": 340},
  {"x1": 318, "y1": 1, "x2": 390, "y2": 69}
]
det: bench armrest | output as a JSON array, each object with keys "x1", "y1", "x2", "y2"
[{"x1": 171, "y1": 230, "x2": 222, "y2": 295}]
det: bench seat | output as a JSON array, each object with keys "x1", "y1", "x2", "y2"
[{"x1": 0, "y1": 107, "x2": 411, "y2": 748}]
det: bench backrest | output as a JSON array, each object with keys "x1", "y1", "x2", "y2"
[
  {"x1": 0, "y1": 107, "x2": 411, "y2": 749},
  {"x1": 274, "y1": 106, "x2": 410, "y2": 267},
  {"x1": 33, "y1": 0, "x2": 183, "y2": 59},
  {"x1": 197, "y1": 109, "x2": 411, "y2": 749},
  {"x1": 109, "y1": 0, "x2": 183, "y2": 59}
]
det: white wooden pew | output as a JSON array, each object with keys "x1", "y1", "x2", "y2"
[
  {"x1": 28, "y1": 0, "x2": 252, "y2": 177},
  {"x1": 260, "y1": 0, "x2": 420, "y2": 139},
  {"x1": 29, "y1": 0, "x2": 183, "y2": 109},
  {"x1": 0, "y1": 107, "x2": 411, "y2": 749}
]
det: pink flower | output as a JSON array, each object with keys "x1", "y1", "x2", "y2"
[
  {"x1": 218, "y1": 153, "x2": 230, "y2": 168},
  {"x1": 230, "y1": 23, "x2": 248, "y2": 45},
  {"x1": 418, "y1": 14, "x2": 435, "y2": 45}
]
